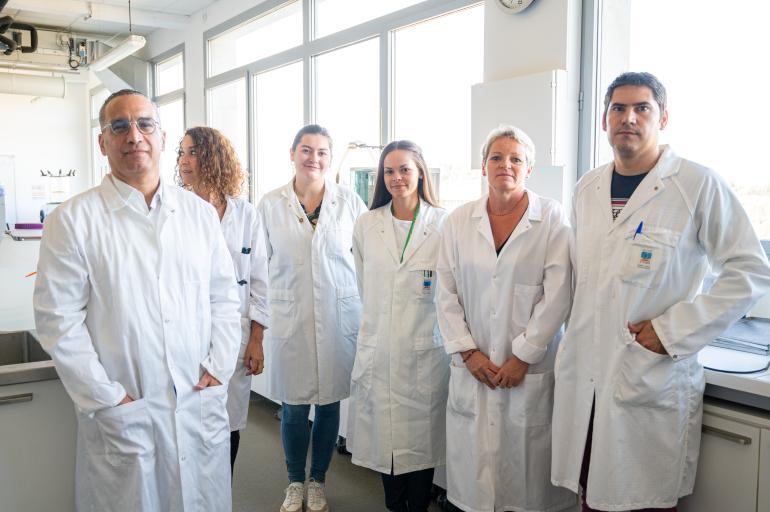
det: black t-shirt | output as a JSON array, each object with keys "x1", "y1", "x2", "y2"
[{"x1": 610, "y1": 170, "x2": 648, "y2": 220}]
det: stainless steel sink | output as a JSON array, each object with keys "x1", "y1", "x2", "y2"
[
  {"x1": 0, "y1": 331, "x2": 51, "y2": 365},
  {"x1": 0, "y1": 330, "x2": 57, "y2": 385}
]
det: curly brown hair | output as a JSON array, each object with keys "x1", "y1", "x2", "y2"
[{"x1": 176, "y1": 126, "x2": 244, "y2": 203}]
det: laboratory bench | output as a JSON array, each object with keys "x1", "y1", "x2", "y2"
[{"x1": 2, "y1": 233, "x2": 770, "y2": 511}]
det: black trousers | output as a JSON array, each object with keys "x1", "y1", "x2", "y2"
[
  {"x1": 381, "y1": 467, "x2": 435, "y2": 512},
  {"x1": 230, "y1": 430, "x2": 240, "y2": 474}
]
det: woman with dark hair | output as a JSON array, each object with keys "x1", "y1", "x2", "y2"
[
  {"x1": 258, "y1": 124, "x2": 367, "y2": 512},
  {"x1": 346, "y1": 140, "x2": 450, "y2": 512},
  {"x1": 176, "y1": 126, "x2": 270, "y2": 472}
]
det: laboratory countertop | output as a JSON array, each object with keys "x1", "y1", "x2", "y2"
[{"x1": 2, "y1": 235, "x2": 770, "y2": 405}]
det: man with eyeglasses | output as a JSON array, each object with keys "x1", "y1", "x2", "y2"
[{"x1": 33, "y1": 89, "x2": 241, "y2": 512}]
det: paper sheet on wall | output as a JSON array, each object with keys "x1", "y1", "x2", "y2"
[{"x1": 0, "y1": 155, "x2": 16, "y2": 226}]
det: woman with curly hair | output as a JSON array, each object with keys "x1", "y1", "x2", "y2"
[{"x1": 176, "y1": 126, "x2": 270, "y2": 472}]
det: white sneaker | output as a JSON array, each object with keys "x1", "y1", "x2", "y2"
[
  {"x1": 280, "y1": 482, "x2": 304, "y2": 512},
  {"x1": 305, "y1": 480, "x2": 329, "y2": 512}
]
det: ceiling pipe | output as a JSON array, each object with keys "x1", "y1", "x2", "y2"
[{"x1": 0, "y1": 72, "x2": 65, "y2": 97}]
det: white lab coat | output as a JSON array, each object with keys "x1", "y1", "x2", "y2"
[
  {"x1": 346, "y1": 201, "x2": 450, "y2": 475},
  {"x1": 258, "y1": 179, "x2": 367, "y2": 404},
  {"x1": 436, "y1": 191, "x2": 575, "y2": 512},
  {"x1": 551, "y1": 146, "x2": 770, "y2": 510},
  {"x1": 33, "y1": 176, "x2": 242, "y2": 512},
  {"x1": 221, "y1": 196, "x2": 270, "y2": 431}
]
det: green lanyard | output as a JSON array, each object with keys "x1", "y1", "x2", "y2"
[{"x1": 394, "y1": 201, "x2": 420, "y2": 263}]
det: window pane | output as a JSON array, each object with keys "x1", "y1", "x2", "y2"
[
  {"x1": 315, "y1": 0, "x2": 422, "y2": 38},
  {"x1": 207, "y1": 78, "x2": 248, "y2": 171},
  {"x1": 91, "y1": 88, "x2": 109, "y2": 121},
  {"x1": 314, "y1": 38, "x2": 380, "y2": 190},
  {"x1": 598, "y1": 1, "x2": 770, "y2": 239},
  {"x1": 155, "y1": 53, "x2": 184, "y2": 96},
  {"x1": 208, "y1": 1, "x2": 302, "y2": 77},
  {"x1": 253, "y1": 62, "x2": 303, "y2": 201},
  {"x1": 393, "y1": 4, "x2": 484, "y2": 211},
  {"x1": 158, "y1": 98, "x2": 185, "y2": 185}
]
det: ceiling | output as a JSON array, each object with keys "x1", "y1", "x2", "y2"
[{"x1": 2, "y1": 0, "x2": 219, "y2": 37}]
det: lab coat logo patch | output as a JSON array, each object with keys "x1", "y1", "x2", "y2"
[{"x1": 637, "y1": 250, "x2": 652, "y2": 270}]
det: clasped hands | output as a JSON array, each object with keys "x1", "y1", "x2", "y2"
[{"x1": 461, "y1": 349, "x2": 529, "y2": 390}]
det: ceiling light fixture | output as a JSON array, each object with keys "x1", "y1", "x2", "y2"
[{"x1": 88, "y1": 34, "x2": 146, "y2": 72}]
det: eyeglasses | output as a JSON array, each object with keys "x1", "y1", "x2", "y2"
[{"x1": 101, "y1": 117, "x2": 160, "y2": 135}]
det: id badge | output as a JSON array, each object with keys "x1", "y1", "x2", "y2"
[{"x1": 421, "y1": 270, "x2": 433, "y2": 294}]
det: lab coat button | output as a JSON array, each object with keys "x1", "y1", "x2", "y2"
[{"x1": 164, "y1": 319, "x2": 170, "y2": 324}]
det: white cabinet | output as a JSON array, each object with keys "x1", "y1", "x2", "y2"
[
  {"x1": 0, "y1": 378, "x2": 77, "y2": 512},
  {"x1": 680, "y1": 400, "x2": 770, "y2": 512}
]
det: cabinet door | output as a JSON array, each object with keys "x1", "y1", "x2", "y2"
[
  {"x1": 759, "y1": 429, "x2": 770, "y2": 512},
  {"x1": 0, "y1": 379, "x2": 77, "y2": 512},
  {"x1": 679, "y1": 412, "x2": 759, "y2": 512}
]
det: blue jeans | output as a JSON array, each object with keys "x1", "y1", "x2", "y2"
[{"x1": 281, "y1": 401, "x2": 340, "y2": 483}]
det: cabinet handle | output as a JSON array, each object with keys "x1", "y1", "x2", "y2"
[
  {"x1": 702, "y1": 424, "x2": 752, "y2": 445},
  {"x1": 0, "y1": 393, "x2": 33, "y2": 406}
]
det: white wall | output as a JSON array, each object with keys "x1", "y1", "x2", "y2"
[
  {"x1": 481, "y1": 0, "x2": 582, "y2": 206},
  {"x1": 0, "y1": 82, "x2": 90, "y2": 224}
]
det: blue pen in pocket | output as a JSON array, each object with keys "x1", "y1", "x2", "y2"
[{"x1": 633, "y1": 221, "x2": 644, "y2": 240}]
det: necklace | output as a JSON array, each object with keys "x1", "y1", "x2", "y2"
[{"x1": 487, "y1": 192, "x2": 527, "y2": 216}]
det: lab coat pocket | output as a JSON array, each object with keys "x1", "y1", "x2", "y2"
[
  {"x1": 337, "y1": 286, "x2": 362, "y2": 337},
  {"x1": 95, "y1": 398, "x2": 155, "y2": 466},
  {"x1": 448, "y1": 364, "x2": 478, "y2": 418},
  {"x1": 620, "y1": 227, "x2": 680, "y2": 289},
  {"x1": 614, "y1": 341, "x2": 676, "y2": 409},
  {"x1": 416, "y1": 344, "x2": 450, "y2": 400},
  {"x1": 407, "y1": 264, "x2": 437, "y2": 303},
  {"x1": 267, "y1": 288, "x2": 296, "y2": 339},
  {"x1": 508, "y1": 371, "x2": 554, "y2": 427},
  {"x1": 512, "y1": 283, "x2": 544, "y2": 328},
  {"x1": 200, "y1": 384, "x2": 230, "y2": 445}
]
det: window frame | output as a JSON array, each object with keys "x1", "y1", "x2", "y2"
[
  {"x1": 203, "y1": 0, "x2": 483, "y2": 202},
  {"x1": 578, "y1": 0, "x2": 769, "y2": 246}
]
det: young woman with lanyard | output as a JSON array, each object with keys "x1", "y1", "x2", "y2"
[
  {"x1": 258, "y1": 124, "x2": 367, "y2": 512},
  {"x1": 346, "y1": 140, "x2": 450, "y2": 512},
  {"x1": 176, "y1": 126, "x2": 269, "y2": 473}
]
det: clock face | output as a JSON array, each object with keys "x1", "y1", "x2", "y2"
[{"x1": 497, "y1": 0, "x2": 535, "y2": 13}]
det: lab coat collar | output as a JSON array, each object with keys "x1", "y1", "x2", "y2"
[
  {"x1": 376, "y1": 199, "x2": 437, "y2": 266},
  {"x1": 605, "y1": 145, "x2": 680, "y2": 231},
  {"x1": 101, "y1": 173, "x2": 178, "y2": 215},
  {"x1": 471, "y1": 189, "x2": 542, "y2": 248},
  {"x1": 280, "y1": 177, "x2": 344, "y2": 231}
]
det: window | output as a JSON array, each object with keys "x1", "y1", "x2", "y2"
[
  {"x1": 155, "y1": 53, "x2": 184, "y2": 97},
  {"x1": 204, "y1": 0, "x2": 483, "y2": 206},
  {"x1": 314, "y1": 38, "x2": 380, "y2": 188},
  {"x1": 90, "y1": 88, "x2": 110, "y2": 184},
  {"x1": 392, "y1": 4, "x2": 484, "y2": 210},
  {"x1": 207, "y1": 1, "x2": 302, "y2": 77},
  {"x1": 152, "y1": 48, "x2": 186, "y2": 186},
  {"x1": 253, "y1": 62, "x2": 304, "y2": 201},
  {"x1": 588, "y1": 0, "x2": 770, "y2": 239},
  {"x1": 207, "y1": 78, "x2": 249, "y2": 171},
  {"x1": 315, "y1": 0, "x2": 422, "y2": 38},
  {"x1": 158, "y1": 99, "x2": 185, "y2": 185}
]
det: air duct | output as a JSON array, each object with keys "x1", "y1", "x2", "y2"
[
  {"x1": 89, "y1": 34, "x2": 146, "y2": 71},
  {"x1": 0, "y1": 72, "x2": 65, "y2": 97}
]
